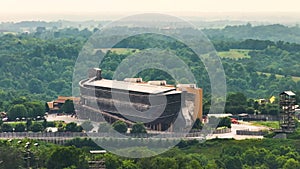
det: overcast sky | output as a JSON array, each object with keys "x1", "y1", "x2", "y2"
[{"x1": 1, "y1": 0, "x2": 300, "y2": 21}]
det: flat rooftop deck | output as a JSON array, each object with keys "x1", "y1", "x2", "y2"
[{"x1": 83, "y1": 79, "x2": 177, "y2": 94}]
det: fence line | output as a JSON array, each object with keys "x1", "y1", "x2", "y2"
[
  {"x1": 0, "y1": 132, "x2": 87, "y2": 138},
  {"x1": 213, "y1": 128, "x2": 231, "y2": 134},
  {"x1": 236, "y1": 130, "x2": 266, "y2": 136},
  {"x1": 0, "y1": 132, "x2": 205, "y2": 139}
]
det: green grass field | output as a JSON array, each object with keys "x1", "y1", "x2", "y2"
[
  {"x1": 218, "y1": 49, "x2": 251, "y2": 59},
  {"x1": 251, "y1": 121, "x2": 280, "y2": 129},
  {"x1": 257, "y1": 71, "x2": 300, "y2": 82}
]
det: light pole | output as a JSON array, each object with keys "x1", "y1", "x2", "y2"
[
  {"x1": 18, "y1": 141, "x2": 39, "y2": 169},
  {"x1": 34, "y1": 143, "x2": 39, "y2": 169},
  {"x1": 24, "y1": 142, "x2": 31, "y2": 169}
]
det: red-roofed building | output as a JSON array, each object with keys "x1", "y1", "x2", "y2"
[{"x1": 47, "y1": 96, "x2": 79, "y2": 114}]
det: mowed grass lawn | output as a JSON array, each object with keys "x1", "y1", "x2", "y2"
[
  {"x1": 257, "y1": 71, "x2": 300, "y2": 82},
  {"x1": 251, "y1": 121, "x2": 280, "y2": 129},
  {"x1": 218, "y1": 49, "x2": 251, "y2": 59}
]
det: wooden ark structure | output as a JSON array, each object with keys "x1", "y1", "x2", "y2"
[{"x1": 78, "y1": 68, "x2": 202, "y2": 131}]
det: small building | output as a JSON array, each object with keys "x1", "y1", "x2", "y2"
[
  {"x1": 47, "y1": 96, "x2": 79, "y2": 114},
  {"x1": 257, "y1": 96, "x2": 277, "y2": 105},
  {"x1": 258, "y1": 99, "x2": 267, "y2": 105}
]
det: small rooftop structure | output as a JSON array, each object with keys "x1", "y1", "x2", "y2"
[
  {"x1": 238, "y1": 113, "x2": 248, "y2": 117},
  {"x1": 177, "y1": 84, "x2": 197, "y2": 89},
  {"x1": 281, "y1": 91, "x2": 296, "y2": 96},
  {"x1": 147, "y1": 80, "x2": 167, "y2": 86},
  {"x1": 90, "y1": 150, "x2": 107, "y2": 154},
  {"x1": 124, "y1": 78, "x2": 143, "y2": 83},
  {"x1": 207, "y1": 114, "x2": 232, "y2": 118}
]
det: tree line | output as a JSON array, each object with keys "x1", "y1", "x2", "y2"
[{"x1": 1, "y1": 138, "x2": 300, "y2": 169}]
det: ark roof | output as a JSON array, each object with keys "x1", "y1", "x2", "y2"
[{"x1": 83, "y1": 79, "x2": 177, "y2": 94}]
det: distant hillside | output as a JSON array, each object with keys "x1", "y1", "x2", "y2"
[
  {"x1": 204, "y1": 24, "x2": 300, "y2": 43},
  {"x1": 1, "y1": 26, "x2": 300, "y2": 112}
]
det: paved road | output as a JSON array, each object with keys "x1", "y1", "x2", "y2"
[
  {"x1": 46, "y1": 114, "x2": 79, "y2": 123},
  {"x1": 207, "y1": 123, "x2": 267, "y2": 140},
  {"x1": 44, "y1": 115, "x2": 268, "y2": 140}
]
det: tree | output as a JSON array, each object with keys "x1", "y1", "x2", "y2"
[
  {"x1": 15, "y1": 123, "x2": 26, "y2": 132},
  {"x1": 221, "y1": 146, "x2": 242, "y2": 157},
  {"x1": 105, "y1": 153, "x2": 122, "y2": 169},
  {"x1": 224, "y1": 156, "x2": 243, "y2": 169},
  {"x1": 113, "y1": 120, "x2": 128, "y2": 133},
  {"x1": 119, "y1": 160, "x2": 139, "y2": 169},
  {"x1": 283, "y1": 159, "x2": 300, "y2": 169},
  {"x1": 131, "y1": 122, "x2": 147, "y2": 134},
  {"x1": 0, "y1": 118, "x2": 3, "y2": 126},
  {"x1": 242, "y1": 148, "x2": 259, "y2": 166},
  {"x1": 217, "y1": 117, "x2": 231, "y2": 128},
  {"x1": 26, "y1": 118, "x2": 32, "y2": 130},
  {"x1": 81, "y1": 121, "x2": 93, "y2": 132},
  {"x1": 42, "y1": 118, "x2": 47, "y2": 128},
  {"x1": 185, "y1": 159, "x2": 202, "y2": 169},
  {"x1": 46, "y1": 146, "x2": 89, "y2": 169},
  {"x1": 29, "y1": 123, "x2": 44, "y2": 132},
  {"x1": 225, "y1": 92, "x2": 247, "y2": 114},
  {"x1": 246, "y1": 107, "x2": 255, "y2": 114},
  {"x1": 254, "y1": 101, "x2": 259, "y2": 110},
  {"x1": 25, "y1": 101, "x2": 45, "y2": 118},
  {"x1": 1, "y1": 124, "x2": 13, "y2": 132},
  {"x1": 7, "y1": 104, "x2": 27, "y2": 120},
  {"x1": 61, "y1": 99, "x2": 75, "y2": 114},
  {"x1": 28, "y1": 78, "x2": 43, "y2": 94},
  {"x1": 65, "y1": 122, "x2": 81, "y2": 132},
  {"x1": 12, "y1": 96, "x2": 27, "y2": 105},
  {"x1": 0, "y1": 146, "x2": 23, "y2": 169},
  {"x1": 192, "y1": 118, "x2": 203, "y2": 130},
  {"x1": 98, "y1": 122, "x2": 112, "y2": 133},
  {"x1": 45, "y1": 102, "x2": 50, "y2": 112},
  {"x1": 65, "y1": 122, "x2": 76, "y2": 132},
  {"x1": 188, "y1": 153, "x2": 208, "y2": 167},
  {"x1": 150, "y1": 157, "x2": 178, "y2": 169},
  {"x1": 265, "y1": 153, "x2": 278, "y2": 169},
  {"x1": 48, "y1": 80, "x2": 67, "y2": 93},
  {"x1": 267, "y1": 104, "x2": 280, "y2": 115}
]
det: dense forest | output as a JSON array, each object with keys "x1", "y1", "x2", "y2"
[
  {"x1": 1, "y1": 138, "x2": 300, "y2": 169},
  {"x1": 204, "y1": 23, "x2": 300, "y2": 44},
  {"x1": 1, "y1": 24, "x2": 300, "y2": 114}
]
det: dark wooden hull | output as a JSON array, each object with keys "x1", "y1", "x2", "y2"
[{"x1": 79, "y1": 79, "x2": 182, "y2": 131}]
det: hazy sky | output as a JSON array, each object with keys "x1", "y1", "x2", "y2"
[{"x1": 1, "y1": 0, "x2": 300, "y2": 21}]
